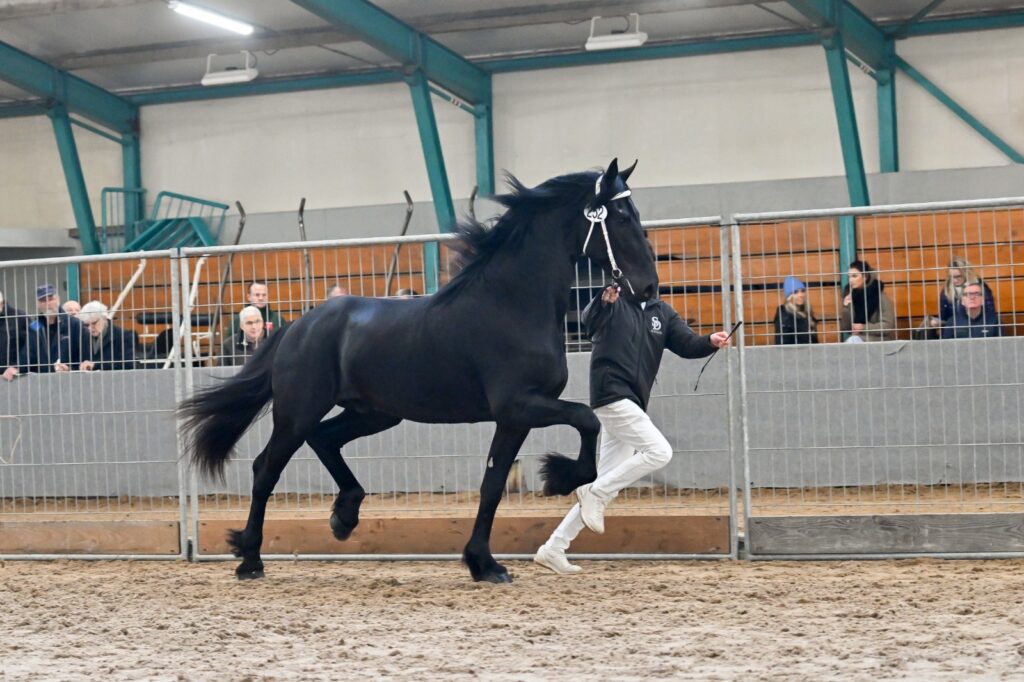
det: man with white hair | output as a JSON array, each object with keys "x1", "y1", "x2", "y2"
[
  {"x1": 62, "y1": 300, "x2": 81, "y2": 317},
  {"x1": 0, "y1": 290, "x2": 31, "y2": 381},
  {"x1": 78, "y1": 301, "x2": 137, "y2": 371},
  {"x1": 220, "y1": 305, "x2": 267, "y2": 367}
]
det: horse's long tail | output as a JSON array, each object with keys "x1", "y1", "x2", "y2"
[{"x1": 178, "y1": 327, "x2": 289, "y2": 481}]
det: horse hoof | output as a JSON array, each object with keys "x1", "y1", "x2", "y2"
[
  {"x1": 476, "y1": 570, "x2": 513, "y2": 584},
  {"x1": 330, "y1": 513, "x2": 356, "y2": 541},
  {"x1": 236, "y1": 569, "x2": 265, "y2": 581}
]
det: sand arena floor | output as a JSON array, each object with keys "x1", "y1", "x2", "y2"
[{"x1": 2, "y1": 558, "x2": 1023, "y2": 681}]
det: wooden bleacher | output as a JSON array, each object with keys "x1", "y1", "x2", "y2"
[{"x1": 76, "y1": 207, "x2": 1023, "y2": 359}]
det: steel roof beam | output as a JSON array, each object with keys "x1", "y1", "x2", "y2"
[
  {"x1": 0, "y1": 40, "x2": 137, "y2": 133},
  {"x1": 289, "y1": 0, "x2": 489, "y2": 105},
  {"x1": 786, "y1": 0, "x2": 888, "y2": 73}
]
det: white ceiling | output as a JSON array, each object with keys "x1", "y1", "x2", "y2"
[{"x1": 1, "y1": 0, "x2": 1023, "y2": 102}]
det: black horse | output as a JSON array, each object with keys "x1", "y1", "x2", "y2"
[{"x1": 179, "y1": 159, "x2": 658, "y2": 583}]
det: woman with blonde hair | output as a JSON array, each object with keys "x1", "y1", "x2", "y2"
[
  {"x1": 773, "y1": 276, "x2": 819, "y2": 344},
  {"x1": 939, "y1": 256, "x2": 996, "y2": 326}
]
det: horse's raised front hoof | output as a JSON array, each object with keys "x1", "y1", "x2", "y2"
[
  {"x1": 235, "y1": 560, "x2": 265, "y2": 580},
  {"x1": 330, "y1": 512, "x2": 357, "y2": 541}
]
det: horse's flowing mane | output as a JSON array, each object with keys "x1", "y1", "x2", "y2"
[{"x1": 435, "y1": 170, "x2": 599, "y2": 301}]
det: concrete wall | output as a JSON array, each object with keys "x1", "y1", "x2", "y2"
[
  {"x1": 2, "y1": 28, "x2": 1023, "y2": 240},
  {"x1": 1, "y1": 337, "x2": 1021, "y2": 499}
]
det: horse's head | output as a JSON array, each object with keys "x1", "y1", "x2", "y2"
[{"x1": 580, "y1": 158, "x2": 659, "y2": 304}]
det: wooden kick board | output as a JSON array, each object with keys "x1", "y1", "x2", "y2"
[
  {"x1": 199, "y1": 515, "x2": 730, "y2": 555},
  {"x1": 0, "y1": 520, "x2": 180, "y2": 554}
]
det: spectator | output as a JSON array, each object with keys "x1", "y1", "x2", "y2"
[
  {"x1": 326, "y1": 283, "x2": 348, "y2": 299},
  {"x1": 78, "y1": 301, "x2": 138, "y2": 371},
  {"x1": 220, "y1": 306, "x2": 267, "y2": 367},
  {"x1": 0, "y1": 290, "x2": 31, "y2": 381},
  {"x1": 772, "y1": 276, "x2": 819, "y2": 345},
  {"x1": 225, "y1": 282, "x2": 284, "y2": 340},
  {"x1": 839, "y1": 260, "x2": 895, "y2": 342},
  {"x1": 941, "y1": 280, "x2": 1001, "y2": 339},
  {"x1": 62, "y1": 300, "x2": 81, "y2": 317},
  {"x1": 937, "y1": 257, "x2": 996, "y2": 328},
  {"x1": 26, "y1": 283, "x2": 86, "y2": 372}
]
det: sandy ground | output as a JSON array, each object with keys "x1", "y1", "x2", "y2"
[{"x1": 2, "y1": 558, "x2": 1023, "y2": 681}]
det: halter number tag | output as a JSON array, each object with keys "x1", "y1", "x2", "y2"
[{"x1": 584, "y1": 205, "x2": 608, "y2": 222}]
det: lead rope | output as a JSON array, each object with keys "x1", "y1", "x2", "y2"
[{"x1": 583, "y1": 174, "x2": 634, "y2": 294}]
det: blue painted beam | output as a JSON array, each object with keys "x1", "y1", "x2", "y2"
[
  {"x1": 290, "y1": 0, "x2": 488, "y2": 105},
  {"x1": 0, "y1": 41, "x2": 137, "y2": 133},
  {"x1": 473, "y1": 83, "x2": 494, "y2": 196},
  {"x1": 876, "y1": 40, "x2": 898, "y2": 173},
  {"x1": 0, "y1": 102, "x2": 46, "y2": 118},
  {"x1": 893, "y1": 56, "x2": 1024, "y2": 164},
  {"x1": 887, "y1": 0, "x2": 947, "y2": 37},
  {"x1": 407, "y1": 70, "x2": 456, "y2": 234},
  {"x1": 900, "y1": 10, "x2": 1024, "y2": 36},
  {"x1": 122, "y1": 132, "x2": 144, "y2": 236},
  {"x1": 49, "y1": 105, "x2": 101, "y2": 255},
  {"x1": 786, "y1": 0, "x2": 888, "y2": 72},
  {"x1": 482, "y1": 32, "x2": 819, "y2": 73},
  {"x1": 824, "y1": 33, "x2": 869, "y2": 206},
  {"x1": 128, "y1": 70, "x2": 403, "y2": 105}
]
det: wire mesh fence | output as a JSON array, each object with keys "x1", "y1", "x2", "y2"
[{"x1": 731, "y1": 199, "x2": 1024, "y2": 554}]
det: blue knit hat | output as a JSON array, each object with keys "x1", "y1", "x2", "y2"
[{"x1": 782, "y1": 276, "x2": 806, "y2": 298}]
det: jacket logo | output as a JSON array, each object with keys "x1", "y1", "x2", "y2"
[{"x1": 650, "y1": 316, "x2": 662, "y2": 333}]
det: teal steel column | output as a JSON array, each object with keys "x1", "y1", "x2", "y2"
[
  {"x1": 893, "y1": 55, "x2": 1024, "y2": 163},
  {"x1": 49, "y1": 104, "x2": 101, "y2": 255},
  {"x1": 877, "y1": 40, "x2": 898, "y2": 173},
  {"x1": 407, "y1": 70, "x2": 456, "y2": 294},
  {"x1": 122, "y1": 131, "x2": 143, "y2": 238},
  {"x1": 474, "y1": 101, "x2": 495, "y2": 196},
  {"x1": 823, "y1": 27, "x2": 868, "y2": 272},
  {"x1": 66, "y1": 263, "x2": 80, "y2": 302}
]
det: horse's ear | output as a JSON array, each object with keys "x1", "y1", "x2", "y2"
[
  {"x1": 619, "y1": 159, "x2": 638, "y2": 184},
  {"x1": 599, "y1": 158, "x2": 620, "y2": 197}
]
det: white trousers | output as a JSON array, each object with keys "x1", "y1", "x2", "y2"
[{"x1": 545, "y1": 398, "x2": 672, "y2": 552}]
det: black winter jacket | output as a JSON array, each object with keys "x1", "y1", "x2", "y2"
[
  {"x1": 85, "y1": 324, "x2": 138, "y2": 370},
  {"x1": 583, "y1": 295, "x2": 717, "y2": 410},
  {"x1": 0, "y1": 302, "x2": 31, "y2": 372}
]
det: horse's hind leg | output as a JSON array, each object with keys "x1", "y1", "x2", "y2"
[
  {"x1": 306, "y1": 409, "x2": 401, "y2": 541},
  {"x1": 229, "y1": 425, "x2": 307, "y2": 579},
  {"x1": 463, "y1": 425, "x2": 529, "y2": 583}
]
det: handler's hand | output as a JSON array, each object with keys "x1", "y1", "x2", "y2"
[
  {"x1": 710, "y1": 331, "x2": 731, "y2": 349},
  {"x1": 601, "y1": 285, "x2": 620, "y2": 304}
]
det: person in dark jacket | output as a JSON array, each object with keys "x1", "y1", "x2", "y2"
[
  {"x1": 941, "y1": 280, "x2": 1001, "y2": 339},
  {"x1": 534, "y1": 284, "x2": 730, "y2": 575},
  {"x1": 773, "y1": 275, "x2": 819, "y2": 345},
  {"x1": 220, "y1": 306, "x2": 268, "y2": 367},
  {"x1": 26, "y1": 283, "x2": 86, "y2": 373},
  {"x1": 78, "y1": 301, "x2": 137, "y2": 371},
  {"x1": 0, "y1": 290, "x2": 31, "y2": 381},
  {"x1": 225, "y1": 282, "x2": 285, "y2": 340}
]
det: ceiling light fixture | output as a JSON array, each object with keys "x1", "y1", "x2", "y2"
[
  {"x1": 169, "y1": 1, "x2": 254, "y2": 36},
  {"x1": 201, "y1": 51, "x2": 259, "y2": 86},
  {"x1": 585, "y1": 13, "x2": 648, "y2": 51}
]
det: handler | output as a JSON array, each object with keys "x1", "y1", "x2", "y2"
[{"x1": 534, "y1": 284, "x2": 730, "y2": 574}]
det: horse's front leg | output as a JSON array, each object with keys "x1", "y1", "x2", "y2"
[
  {"x1": 509, "y1": 396, "x2": 601, "y2": 496},
  {"x1": 463, "y1": 425, "x2": 530, "y2": 583}
]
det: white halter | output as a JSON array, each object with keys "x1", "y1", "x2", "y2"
[{"x1": 582, "y1": 173, "x2": 634, "y2": 294}]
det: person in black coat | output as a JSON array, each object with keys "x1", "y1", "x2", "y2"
[
  {"x1": 773, "y1": 276, "x2": 819, "y2": 345},
  {"x1": 26, "y1": 283, "x2": 86, "y2": 373},
  {"x1": 0, "y1": 290, "x2": 31, "y2": 381},
  {"x1": 534, "y1": 284, "x2": 731, "y2": 575},
  {"x1": 78, "y1": 300, "x2": 138, "y2": 371}
]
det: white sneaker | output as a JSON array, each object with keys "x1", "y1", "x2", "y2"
[
  {"x1": 576, "y1": 483, "x2": 607, "y2": 535},
  {"x1": 534, "y1": 544, "x2": 581, "y2": 575}
]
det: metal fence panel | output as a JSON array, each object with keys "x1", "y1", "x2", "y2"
[
  {"x1": 0, "y1": 251, "x2": 186, "y2": 559},
  {"x1": 731, "y1": 199, "x2": 1024, "y2": 558}
]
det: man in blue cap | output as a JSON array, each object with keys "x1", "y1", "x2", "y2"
[{"x1": 26, "y1": 283, "x2": 86, "y2": 373}]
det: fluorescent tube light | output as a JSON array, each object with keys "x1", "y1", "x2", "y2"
[
  {"x1": 170, "y1": 1, "x2": 254, "y2": 36},
  {"x1": 585, "y1": 13, "x2": 648, "y2": 51},
  {"x1": 201, "y1": 51, "x2": 259, "y2": 86}
]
